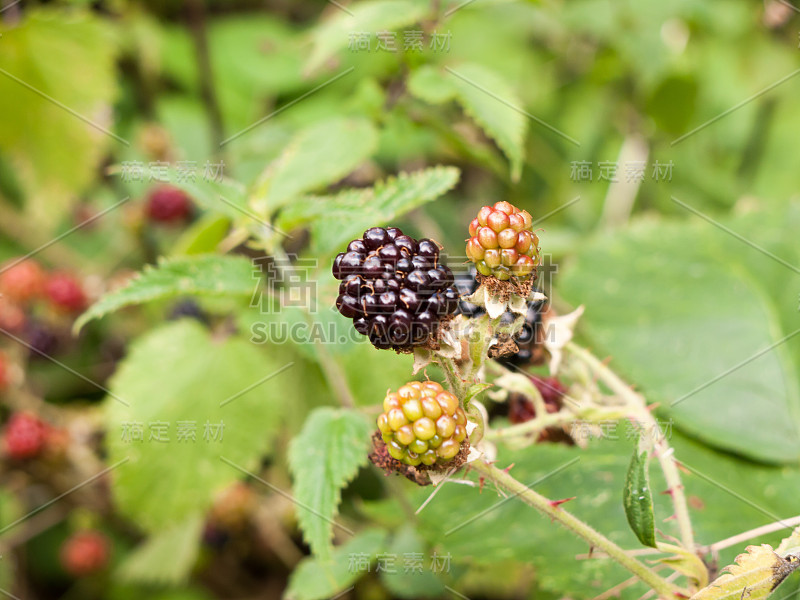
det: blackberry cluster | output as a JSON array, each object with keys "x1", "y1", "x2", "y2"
[
  {"x1": 454, "y1": 265, "x2": 545, "y2": 366},
  {"x1": 332, "y1": 227, "x2": 460, "y2": 350},
  {"x1": 466, "y1": 201, "x2": 540, "y2": 281},
  {"x1": 377, "y1": 381, "x2": 468, "y2": 466}
]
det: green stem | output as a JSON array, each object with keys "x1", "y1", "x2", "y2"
[
  {"x1": 484, "y1": 406, "x2": 628, "y2": 442},
  {"x1": 565, "y1": 343, "x2": 696, "y2": 553},
  {"x1": 471, "y1": 459, "x2": 686, "y2": 599}
]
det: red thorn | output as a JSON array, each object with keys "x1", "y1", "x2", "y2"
[
  {"x1": 661, "y1": 487, "x2": 675, "y2": 497},
  {"x1": 503, "y1": 463, "x2": 516, "y2": 474},
  {"x1": 663, "y1": 514, "x2": 677, "y2": 522},
  {"x1": 478, "y1": 476, "x2": 486, "y2": 493},
  {"x1": 548, "y1": 497, "x2": 576, "y2": 509}
]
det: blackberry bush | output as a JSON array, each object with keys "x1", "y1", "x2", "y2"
[
  {"x1": 332, "y1": 227, "x2": 460, "y2": 350},
  {"x1": 376, "y1": 380, "x2": 468, "y2": 466},
  {"x1": 466, "y1": 201, "x2": 540, "y2": 281}
]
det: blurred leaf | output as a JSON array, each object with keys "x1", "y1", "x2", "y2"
[
  {"x1": 209, "y1": 16, "x2": 306, "y2": 132},
  {"x1": 288, "y1": 408, "x2": 372, "y2": 558},
  {"x1": 76, "y1": 254, "x2": 255, "y2": 331},
  {"x1": 277, "y1": 166, "x2": 460, "y2": 259},
  {"x1": 117, "y1": 515, "x2": 203, "y2": 585},
  {"x1": 447, "y1": 63, "x2": 528, "y2": 181},
  {"x1": 252, "y1": 117, "x2": 379, "y2": 214},
  {"x1": 0, "y1": 9, "x2": 118, "y2": 231},
  {"x1": 304, "y1": 0, "x2": 429, "y2": 74},
  {"x1": 380, "y1": 526, "x2": 446, "y2": 598},
  {"x1": 692, "y1": 544, "x2": 800, "y2": 600},
  {"x1": 646, "y1": 74, "x2": 698, "y2": 136},
  {"x1": 623, "y1": 444, "x2": 657, "y2": 548},
  {"x1": 170, "y1": 214, "x2": 231, "y2": 256},
  {"x1": 407, "y1": 65, "x2": 457, "y2": 104},
  {"x1": 285, "y1": 528, "x2": 387, "y2": 600},
  {"x1": 106, "y1": 321, "x2": 290, "y2": 531},
  {"x1": 558, "y1": 219, "x2": 800, "y2": 463}
]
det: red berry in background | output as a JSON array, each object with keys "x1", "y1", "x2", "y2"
[
  {"x1": 60, "y1": 531, "x2": 111, "y2": 577},
  {"x1": 508, "y1": 376, "x2": 573, "y2": 445},
  {"x1": 0, "y1": 297, "x2": 26, "y2": 332},
  {"x1": 0, "y1": 353, "x2": 7, "y2": 391},
  {"x1": 209, "y1": 482, "x2": 256, "y2": 530},
  {"x1": 0, "y1": 259, "x2": 45, "y2": 304},
  {"x1": 145, "y1": 185, "x2": 193, "y2": 224},
  {"x1": 530, "y1": 375, "x2": 568, "y2": 408},
  {"x1": 3, "y1": 413, "x2": 49, "y2": 460},
  {"x1": 45, "y1": 273, "x2": 87, "y2": 313}
]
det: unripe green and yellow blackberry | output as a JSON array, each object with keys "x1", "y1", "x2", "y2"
[
  {"x1": 377, "y1": 381, "x2": 468, "y2": 467},
  {"x1": 466, "y1": 201, "x2": 540, "y2": 281}
]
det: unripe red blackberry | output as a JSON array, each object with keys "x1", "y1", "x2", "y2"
[
  {"x1": 3, "y1": 412, "x2": 49, "y2": 460},
  {"x1": 45, "y1": 273, "x2": 87, "y2": 313},
  {"x1": 377, "y1": 381, "x2": 468, "y2": 466},
  {"x1": 60, "y1": 531, "x2": 111, "y2": 577},
  {"x1": 332, "y1": 227, "x2": 459, "y2": 350},
  {"x1": 145, "y1": 185, "x2": 193, "y2": 224},
  {"x1": 466, "y1": 202, "x2": 540, "y2": 281},
  {"x1": 0, "y1": 259, "x2": 45, "y2": 304}
]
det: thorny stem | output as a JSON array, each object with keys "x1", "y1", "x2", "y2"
[
  {"x1": 435, "y1": 316, "x2": 686, "y2": 598},
  {"x1": 471, "y1": 459, "x2": 686, "y2": 599},
  {"x1": 565, "y1": 342, "x2": 696, "y2": 553},
  {"x1": 484, "y1": 405, "x2": 628, "y2": 441}
]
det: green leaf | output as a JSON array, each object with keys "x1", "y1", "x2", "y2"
[
  {"x1": 558, "y1": 219, "x2": 800, "y2": 463},
  {"x1": 251, "y1": 117, "x2": 378, "y2": 215},
  {"x1": 277, "y1": 166, "x2": 460, "y2": 259},
  {"x1": 692, "y1": 544, "x2": 800, "y2": 600},
  {"x1": 623, "y1": 445, "x2": 657, "y2": 548},
  {"x1": 170, "y1": 214, "x2": 232, "y2": 256},
  {"x1": 409, "y1": 422, "x2": 800, "y2": 599},
  {"x1": 304, "y1": 0, "x2": 429, "y2": 74},
  {"x1": 106, "y1": 321, "x2": 290, "y2": 531},
  {"x1": 0, "y1": 9, "x2": 118, "y2": 231},
  {"x1": 407, "y1": 65, "x2": 457, "y2": 104},
  {"x1": 288, "y1": 408, "x2": 372, "y2": 559},
  {"x1": 777, "y1": 528, "x2": 800, "y2": 558},
  {"x1": 285, "y1": 529, "x2": 387, "y2": 600},
  {"x1": 447, "y1": 63, "x2": 528, "y2": 181},
  {"x1": 117, "y1": 515, "x2": 204, "y2": 585},
  {"x1": 75, "y1": 254, "x2": 255, "y2": 331},
  {"x1": 380, "y1": 526, "x2": 446, "y2": 598}
]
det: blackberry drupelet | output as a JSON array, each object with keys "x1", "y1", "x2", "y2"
[{"x1": 332, "y1": 227, "x2": 459, "y2": 350}]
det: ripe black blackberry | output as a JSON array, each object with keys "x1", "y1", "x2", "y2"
[
  {"x1": 454, "y1": 265, "x2": 545, "y2": 366},
  {"x1": 332, "y1": 227, "x2": 459, "y2": 350}
]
